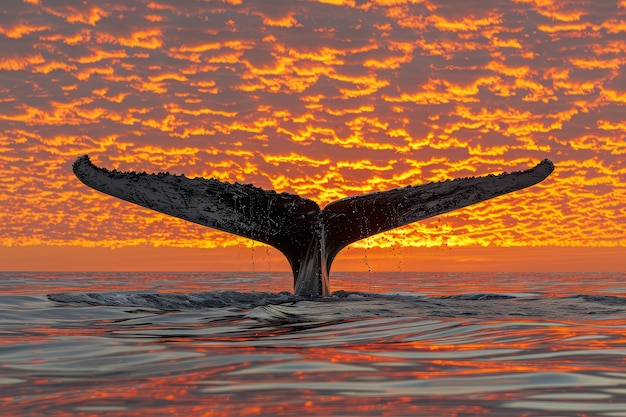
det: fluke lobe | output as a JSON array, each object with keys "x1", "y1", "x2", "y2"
[{"x1": 73, "y1": 155, "x2": 554, "y2": 296}]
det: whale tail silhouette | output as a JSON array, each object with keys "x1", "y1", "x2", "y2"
[{"x1": 73, "y1": 156, "x2": 554, "y2": 296}]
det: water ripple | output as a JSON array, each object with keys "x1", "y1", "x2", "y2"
[{"x1": 3, "y1": 272, "x2": 626, "y2": 416}]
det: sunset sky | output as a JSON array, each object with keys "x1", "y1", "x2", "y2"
[{"x1": 1, "y1": 0, "x2": 625, "y2": 272}]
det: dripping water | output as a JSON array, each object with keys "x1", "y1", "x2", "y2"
[
  {"x1": 235, "y1": 240, "x2": 242, "y2": 267},
  {"x1": 363, "y1": 237, "x2": 372, "y2": 292},
  {"x1": 250, "y1": 241, "x2": 256, "y2": 271},
  {"x1": 265, "y1": 246, "x2": 272, "y2": 272}
]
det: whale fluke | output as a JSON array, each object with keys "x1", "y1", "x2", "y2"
[{"x1": 73, "y1": 156, "x2": 554, "y2": 296}]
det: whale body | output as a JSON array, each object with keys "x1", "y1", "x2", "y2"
[{"x1": 72, "y1": 155, "x2": 554, "y2": 296}]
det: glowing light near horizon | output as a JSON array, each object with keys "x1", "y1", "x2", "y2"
[{"x1": 1, "y1": 0, "x2": 625, "y2": 256}]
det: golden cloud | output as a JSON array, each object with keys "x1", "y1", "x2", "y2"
[{"x1": 0, "y1": 0, "x2": 624, "y2": 258}]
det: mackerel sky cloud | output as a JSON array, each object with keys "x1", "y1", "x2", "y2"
[{"x1": 1, "y1": 0, "x2": 625, "y2": 270}]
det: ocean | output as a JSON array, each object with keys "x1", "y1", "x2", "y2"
[{"x1": 1, "y1": 271, "x2": 625, "y2": 416}]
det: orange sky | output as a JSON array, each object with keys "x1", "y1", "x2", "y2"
[{"x1": 1, "y1": 0, "x2": 625, "y2": 272}]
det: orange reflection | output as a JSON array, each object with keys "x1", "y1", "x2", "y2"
[{"x1": 3, "y1": 270, "x2": 626, "y2": 415}]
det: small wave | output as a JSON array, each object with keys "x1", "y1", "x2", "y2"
[
  {"x1": 48, "y1": 291, "x2": 301, "y2": 310},
  {"x1": 243, "y1": 303, "x2": 344, "y2": 326},
  {"x1": 439, "y1": 293, "x2": 517, "y2": 300},
  {"x1": 47, "y1": 291, "x2": 626, "y2": 320},
  {"x1": 567, "y1": 294, "x2": 626, "y2": 305}
]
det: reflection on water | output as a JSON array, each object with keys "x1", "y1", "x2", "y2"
[{"x1": 1, "y1": 272, "x2": 625, "y2": 416}]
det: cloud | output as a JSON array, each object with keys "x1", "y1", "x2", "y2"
[{"x1": 0, "y1": 0, "x2": 624, "y2": 252}]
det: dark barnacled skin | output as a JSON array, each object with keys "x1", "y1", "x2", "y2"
[{"x1": 73, "y1": 155, "x2": 554, "y2": 296}]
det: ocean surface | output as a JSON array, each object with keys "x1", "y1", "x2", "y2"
[{"x1": 1, "y1": 271, "x2": 626, "y2": 417}]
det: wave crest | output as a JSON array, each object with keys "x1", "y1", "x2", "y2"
[{"x1": 47, "y1": 291, "x2": 626, "y2": 320}]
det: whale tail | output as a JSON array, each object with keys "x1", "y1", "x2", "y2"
[{"x1": 73, "y1": 156, "x2": 554, "y2": 296}]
